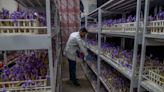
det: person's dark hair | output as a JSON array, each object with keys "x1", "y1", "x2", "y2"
[{"x1": 80, "y1": 27, "x2": 88, "y2": 33}]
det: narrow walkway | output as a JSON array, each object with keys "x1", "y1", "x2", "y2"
[{"x1": 62, "y1": 58, "x2": 94, "y2": 92}]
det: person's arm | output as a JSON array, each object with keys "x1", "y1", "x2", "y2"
[{"x1": 76, "y1": 38, "x2": 88, "y2": 56}]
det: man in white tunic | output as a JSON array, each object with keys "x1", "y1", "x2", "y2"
[{"x1": 64, "y1": 28, "x2": 88, "y2": 86}]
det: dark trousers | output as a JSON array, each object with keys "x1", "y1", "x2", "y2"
[{"x1": 68, "y1": 59, "x2": 76, "y2": 81}]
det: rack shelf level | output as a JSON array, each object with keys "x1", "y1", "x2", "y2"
[
  {"x1": 145, "y1": 34, "x2": 164, "y2": 40},
  {"x1": 100, "y1": 55, "x2": 132, "y2": 80},
  {"x1": 85, "y1": 45, "x2": 132, "y2": 80},
  {"x1": 80, "y1": 62, "x2": 97, "y2": 92},
  {"x1": 86, "y1": 60, "x2": 112, "y2": 92},
  {"x1": 141, "y1": 80, "x2": 164, "y2": 92},
  {"x1": 0, "y1": 35, "x2": 51, "y2": 50}
]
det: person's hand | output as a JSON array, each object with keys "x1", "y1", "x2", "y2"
[
  {"x1": 84, "y1": 55, "x2": 91, "y2": 61},
  {"x1": 80, "y1": 52, "x2": 84, "y2": 59}
]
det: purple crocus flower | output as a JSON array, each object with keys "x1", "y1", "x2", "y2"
[
  {"x1": 159, "y1": 11, "x2": 164, "y2": 20},
  {"x1": 127, "y1": 15, "x2": 133, "y2": 22},
  {"x1": 2, "y1": 87, "x2": 6, "y2": 92},
  {"x1": 21, "y1": 83, "x2": 27, "y2": 88},
  {"x1": 148, "y1": 15, "x2": 154, "y2": 21},
  {"x1": 1, "y1": 8, "x2": 9, "y2": 18},
  {"x1": 132, "y1": 16, "x2": 136, "y2": 22}
]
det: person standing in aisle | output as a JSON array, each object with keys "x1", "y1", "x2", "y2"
[{"x1": 64, "y1": 28, "x2": 89, "y2": 86}]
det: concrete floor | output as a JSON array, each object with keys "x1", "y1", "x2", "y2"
[{"x1": 62, "y1": 58, "x2": 94, "y2": 92}]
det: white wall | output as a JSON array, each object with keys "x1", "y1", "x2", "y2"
[
  {"x1": 81, "y1": 0, "x2": 97, "y2": 14},
  {"x1": 0, "y1": 0, "x2": 18, "y2": 13}
]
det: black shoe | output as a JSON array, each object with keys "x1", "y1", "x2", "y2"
[
  {"x1": 70, "y1": 79, "x2": 79, "y2": 81},
  {"x1": 72, "y1": 80, "x2": 80, "y2": 86}
]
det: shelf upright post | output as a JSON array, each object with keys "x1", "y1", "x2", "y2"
[
  {"x1": 3, "y1": 51, "x2": 7, "y2": 65},
  {"x1": 138, "y1": 0, "x2": 150, "y2": 92},
  {"x1": 57, "y1": 24, "x2": 62, "y2": 92},
  {"x1": 55, "y1": 7, "x2": 60, "y2": 92},
  {"x1": 84, "y1": 14, "x2": 88, "y2": 71},
  {"x1": 154, "y1": 5, "x2": 158, "y2": 16},
  {"x1": 48, "y1": 17, "x2": 55, "y2": 92},
  {"x1": 85, "y1": 13, "x2": 88, "y2": 28},
  {"x1": 121, "y1": 13, "x2": 126, "y2": 49},
  {"x1": 122, "y1": 13, "x2": 126, "y2": 19},
  {"x1": 59, "y1": 8, "x2": 62, "y2": 89},
  {"x1": 46, "y1": 0, "x2": 51, "y2": 35},
  {"x1": 85, "y1": 13, "x2": 88, "y2": 41},
  {"x1": 56, "y1": 9, "x2": 62, "y2": 92},
  {"x1": 121, "y1": 38, "x2": 125, "y2": 49},
  {"x1": 46, "y1": 0, "x2": 55, "y2": 92},
  {"x1": 59, "y1": 55, "x2": 62, "y2": 92},
  {"x1": 130, "y1": 0, "x2": 142, "y2": 92},
  {"x1": 104, "y1": 36, "x2": 106, "y2": 43},
  {"x1": 97, "y1": 8, "x2": 102, "y2": 92}
]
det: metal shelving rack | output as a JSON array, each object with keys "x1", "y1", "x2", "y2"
[
  {"x1": 138, "y1": 0, "x2": 164, "y2": 92},
  {"x1": 0, "y1": 0, "x2": 61, "y2": 92},
  {"x1": 82, "y1": 0, "x2": 143, "y2": 92},
  {"x1": 82, "y1": 0, "x2": 164, "y2": 92}
]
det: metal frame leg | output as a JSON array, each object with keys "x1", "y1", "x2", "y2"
[
  {"x1": 130, "y1": 0, "x2": 142, "y2": 92},
  {"x1": 46, "y1": 0, "x2": 55, "y2": 91},
  {"x1": 97, "y1": 8, "x2": 102, "y2": 92},
  {"x1": 138, "y1": 0, "x2": 150, "y2": 92}
]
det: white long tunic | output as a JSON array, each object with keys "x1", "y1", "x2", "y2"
[{"x1": 64, "y1": 32, "x2": 88, "y2": 61}]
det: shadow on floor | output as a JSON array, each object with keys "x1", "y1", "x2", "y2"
[
  {"x1": 62, "y1": 58, "x2": 94, "y2": 92},
  {"x1": 62, "y1": 78, "x2": 94, "y2": 92}
]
